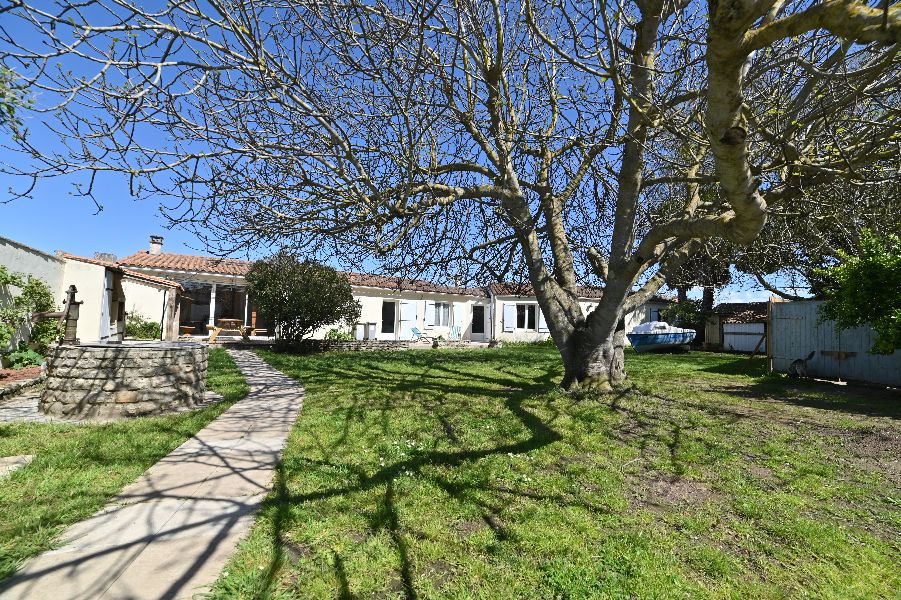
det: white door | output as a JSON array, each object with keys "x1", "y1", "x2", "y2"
[{"x1": 399, "y1": 300, "x2": 417, "y2": 340}]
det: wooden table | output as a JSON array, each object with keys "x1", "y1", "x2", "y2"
[{"x1": 207, "y1": 318, "x2": 249, "y2": 343}]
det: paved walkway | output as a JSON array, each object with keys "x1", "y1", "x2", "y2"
[{"x1": 0, "y1": 350, "x2": 303, "y2": 600}]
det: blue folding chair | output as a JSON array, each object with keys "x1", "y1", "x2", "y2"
[{"x1": 410, "y1": 327, "x2": 432, "y2": 343}]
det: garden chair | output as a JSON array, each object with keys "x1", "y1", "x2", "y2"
[{"x1": 410, "y1": 327, "x2": 432, "y2": 344}]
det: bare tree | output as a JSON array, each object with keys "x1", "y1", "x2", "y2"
[{"x1": 2, "y1": 0, "x2": 899, "y2": 388}]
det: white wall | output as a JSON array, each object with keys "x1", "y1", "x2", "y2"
[
  {"x1": 311, "y1": 287, "x2": 486, "y2": 341},
  {"x1": 60, "y1": 259, "x2": 107, "y2": 342},
  {"x1": 122, "y1": 277, "x2": 176, "y2": 339},
  {"x1": 0, "y1": 237, "x2": 66, "y2": 297},
  {"x1": 491, "y1": 297, "x2": 671, "y2": 344},
  {"x1": 0, "y1": 237, "x2": 67, "y2": 350}
]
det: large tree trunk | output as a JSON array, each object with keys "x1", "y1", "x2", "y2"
[
  {"x1": 701, "y1": 287, "x2": 715, "y2": 312},
  {"x1": 560, "y1": 319, "x2": 627, "y2": 391}
]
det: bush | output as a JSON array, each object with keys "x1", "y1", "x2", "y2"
[
  {"x1": 325, "y1": 328, "x2": 353, "y2": 341},
  {"x1": 247, "y1": 253, "x2": 361, "y2": 346},
  {"x1": 819, "y1": 230, "x2": 901, "y2": 354},
  {"x1": 5, "y1": 343, "x2": 44, "y2": 368},
  {"x1": 0, "y1": 265, "x2": 57, "y2": 353},
  {"x1": 125, "y1": 311, "x2": 161, "y2": 340}
]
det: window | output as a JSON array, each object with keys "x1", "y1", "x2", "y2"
[
  {"x1": 434, "y1": 302, "x2": 451, "y2": 327},
  {"x1": 516, "y1": 304, "x2": 536, "y2": 330},
  {"x1": 472, "y1": 305, "x2": 485, "y2": 334},
  {"x1": 381, "y1": 301, "x2": 396, "y2": 333},
  {"x1": 650, "y1": 308, "x2": 662, "y2": 322}
]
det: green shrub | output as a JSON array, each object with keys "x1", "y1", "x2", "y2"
[
  {"x1": 5, "y1": 343, "x2": 44, "y2": 368},
  {"x1": 324, "y1": 328, "x2": 353, "y2": 341},
  {"x1": 247, "y1": 252, "x2": 361, "y2": 346},
  {"x1": 819, "y1": 230, "x2": 901, "y2": 354},
  {"x1": 125, "y1": 311, "x2": 161, "y2": 340},
  {"x1": 0, "y1": 265, "x2": 57, "y2": 353}
]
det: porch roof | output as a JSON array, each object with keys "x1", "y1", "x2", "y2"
[{"x1": 63, "y1": 254, "x2": 183, "y2": 290}]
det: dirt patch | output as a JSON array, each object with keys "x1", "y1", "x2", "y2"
[
  {"x1": 635, "y1": 475, "x2": 715, "y2": 509},
  {"x1": 0, "y1": 367, "x2": 42, "y2": 387},
  {"x1": 423, "y1": 559, "x2": 454, "y2": 590},
  {"x1": 745, "y1": 463, "x2": 775, "y2": 482},
  {"x1": 282, "y1": 540, "x2": 313, "y2": 563},
  {"x1": 827, "y1": 427, "x2": 901, "y2": 485},
  {"x1": 456, "y1": 518, "x2": 484, "y2": 537},
  {"x1": 836, "y1": 428, "x2": 901, "y2": 458}
]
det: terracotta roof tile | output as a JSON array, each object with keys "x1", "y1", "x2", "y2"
[
  {"x1": 118, "y1": 251, "x2": 253, "y2": 276},
  {"x1": 121, "y1": 269, "x2": 183, "y2": 290},
  {"x1": 346, "y1": 272, "x2": 487, "y2": 297},
  {"x1": 488, "y1": 282, "x2": 606, "y2": 299},
  {"x1": 63, "y1": 254, "x2": 182, "y2": 290}
]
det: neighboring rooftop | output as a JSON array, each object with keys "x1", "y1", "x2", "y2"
[{"x1": 715, "y1": 302, "x2": 768, "y2": 323}]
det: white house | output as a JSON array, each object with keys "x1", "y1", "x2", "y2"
[
  {"x1": 1, "y1": 236, "x2": 182, "y2": 346},
  {"x1": 2, "y1": 234, "x2": 674, "y2": 346},
  {"x1": 117, "y1": 236, "x2": 673, "y2": 344}
]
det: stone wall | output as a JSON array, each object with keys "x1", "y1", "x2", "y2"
[
  {"x1": 40, "y1": 342, "x2": 207, "y2": 419},
  {"x1": 276, "y1": 339, "x2": 475, "y2": 353},
  {"x1": 288, "y1": 339, "x2": 413, "y2": 353}
]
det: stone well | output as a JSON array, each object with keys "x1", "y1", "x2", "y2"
[{"x1": 40, "y1": 342, "x2": 208, "y2": 419}]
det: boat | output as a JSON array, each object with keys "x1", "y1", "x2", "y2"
[{"x1": 627, "y1": 321, "x2": 696, "y2": 352}]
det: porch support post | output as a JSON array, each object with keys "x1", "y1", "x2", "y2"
[
  {"x1": 209, "y1": 283, "x2": 217, "y2": 326},
  {"x1": 243, "y1": 289, "x2": 250, "y2": 327}
]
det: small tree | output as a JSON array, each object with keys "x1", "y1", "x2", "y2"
[
  {"x1": 819, "y1": 231, "x2": 901, "y2": 355},
  {"x1": 247, "y1": 254, "x2": 361, "y2": 346},
  {"x1": 0, "y1": 266, "x2": 57, "y2": 355}
]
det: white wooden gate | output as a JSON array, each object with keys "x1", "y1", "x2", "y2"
[
  {"x1": 770, "y1": 300, "x2": 901, "y2": 385},
  {"x1": 723, "y1": 322, "x2": 766, "y2": 353}
]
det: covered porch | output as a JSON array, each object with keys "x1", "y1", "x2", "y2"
[{"x1": 178, "y1": 282, "x2": 269, "y2": 337}]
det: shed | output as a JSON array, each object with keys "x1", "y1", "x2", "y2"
[{"x1": 706, "y1": 302, "x2": 768, "y2": 352}]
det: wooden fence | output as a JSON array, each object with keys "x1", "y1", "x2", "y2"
[{"x1": 768, "y1": 300, "x2": 901, "y2": 386}]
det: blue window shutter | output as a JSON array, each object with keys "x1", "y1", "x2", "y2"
[{"x1": 502, "y1": 303, "x2": 516, "y2": 332}]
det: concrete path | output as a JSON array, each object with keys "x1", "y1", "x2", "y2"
[{"x1": 0, "y1": 350, "x2": 303, "y2": 600}]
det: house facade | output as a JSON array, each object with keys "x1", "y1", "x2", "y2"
[
  {"x1": 0, "y1": 235, "x2": 182, "y2": 347},
  {"x1": 118, "y1": 237, "x2": 673, "y2": 344}
]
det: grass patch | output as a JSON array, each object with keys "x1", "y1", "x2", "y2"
[
  {"x1": 0, "y1": 347, "x2": 249, "y2": 581},
  {"x1": 211, "y1": 346, "x2": 901, "y2": 599}
]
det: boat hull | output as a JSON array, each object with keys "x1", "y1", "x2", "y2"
[{"x1": 627, "y1": 331, "x2": 696, "y2": 352}]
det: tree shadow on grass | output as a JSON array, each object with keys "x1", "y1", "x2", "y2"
[
  {"x1": 251, "y1": 351, "x2": 565, "y2": 598},
  {"x1": 709, "y1": 379, "x2": 901, "y2": 421},
  {"x1": 698, "y1": 355, "x2": 769, "y2": 378}
]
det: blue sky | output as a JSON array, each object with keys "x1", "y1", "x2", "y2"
[{"x1": 1, "y1": 173, "x2": 204, "y2": 259}]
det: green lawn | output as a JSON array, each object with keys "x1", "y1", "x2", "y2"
[
  {"x1": 0, "y1": 347, "x2": 249, "y2": 581},
  {"x1": 212, "y1": 345, "x2": 900, "y2": 599}
]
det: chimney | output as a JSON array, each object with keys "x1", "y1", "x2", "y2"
[{"x1": 149, "y1": 235, "x2": 164, "y2": 255}]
